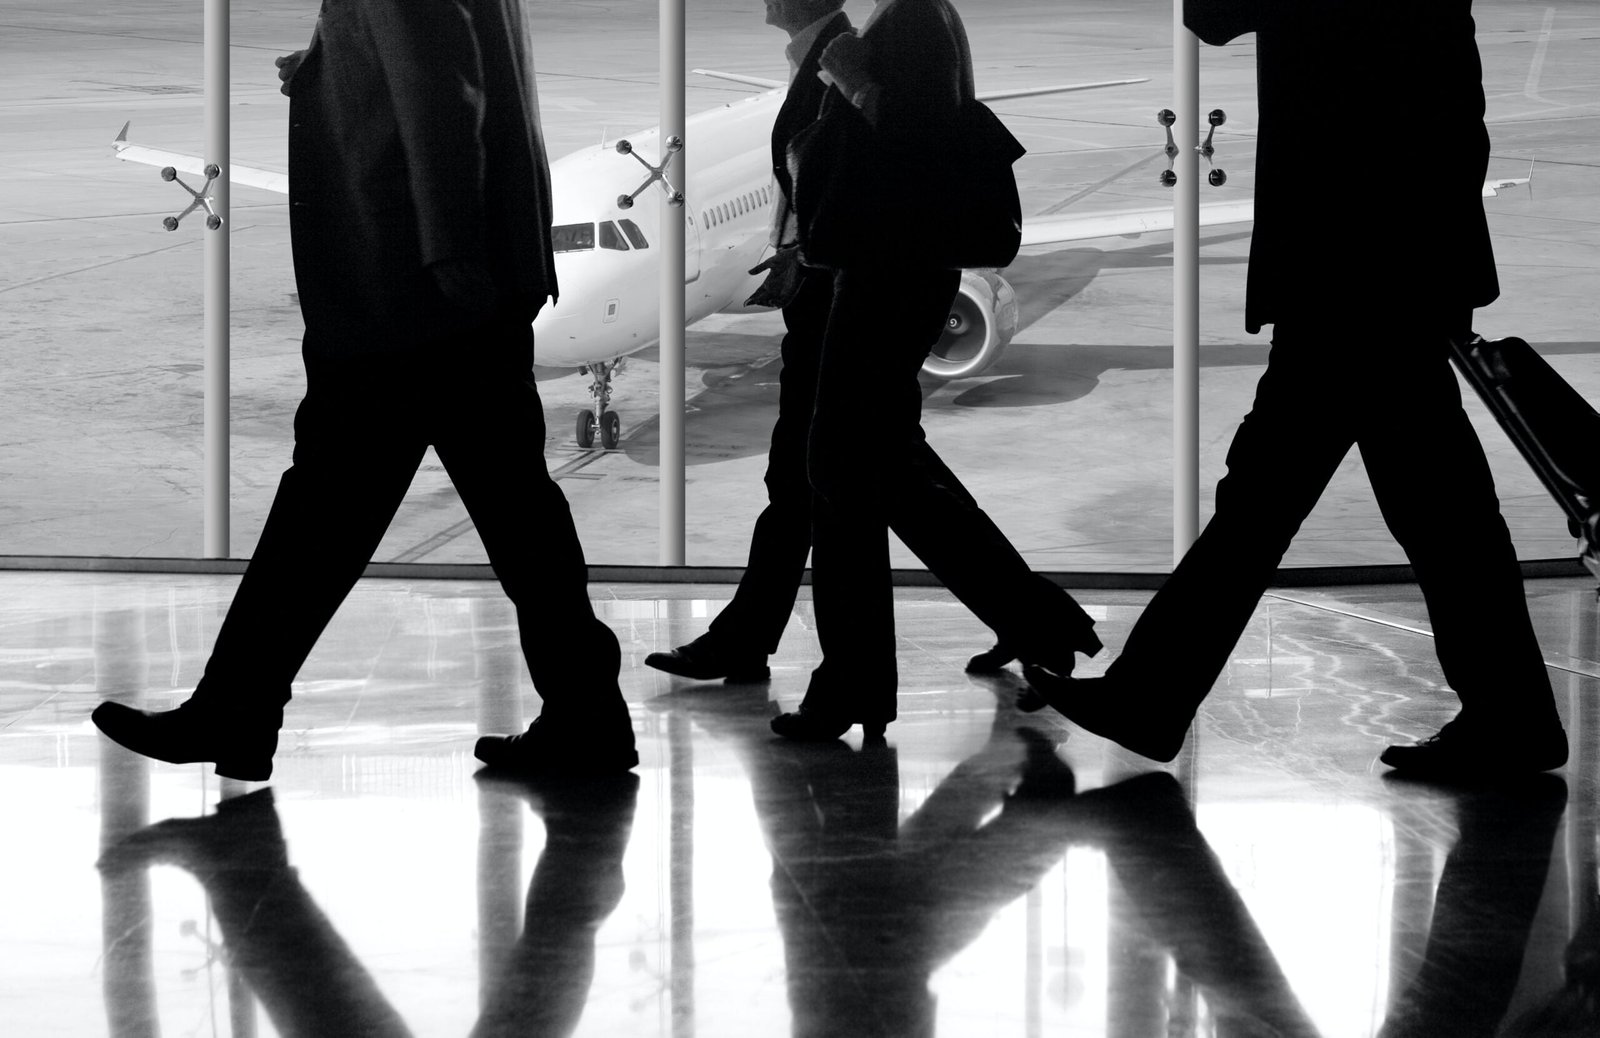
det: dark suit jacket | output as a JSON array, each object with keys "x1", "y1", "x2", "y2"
[
  {"x1": 287, "y1": 0, "x2": 558, "y2": 357},
  {"x1": 1185, "y1": 0, "x2": 1497, "y2": 331},
  {"x1": 770, "y1": 11, "x2": 854, "y2": 245}
]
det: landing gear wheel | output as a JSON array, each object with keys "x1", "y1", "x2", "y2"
[
  {"x1": 576, "y1": 409, "x2": 597, "y2": 448},
  {"x1": 600, "y1": 411, "x2": 621, "y2": 450}
]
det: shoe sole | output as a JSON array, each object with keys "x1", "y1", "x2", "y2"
[{"x1": 1379, "y1": 745, "x2": 1568, "y2": 778}]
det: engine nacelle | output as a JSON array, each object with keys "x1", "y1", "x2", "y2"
[{"x1": 921, "y1": 269, "x2": 1018, "y2": 380}]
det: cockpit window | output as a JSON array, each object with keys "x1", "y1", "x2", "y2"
[
  {"x1": 598, "y1": 221, "x2": 629, "y2": 251},
  {"x1": 551, "y1": 222, "x2": 595, "y2": 252},
  {"x1": 618, "y1": 218, "x2": 649, "y2": 249}
]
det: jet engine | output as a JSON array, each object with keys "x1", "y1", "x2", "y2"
[{"x1": 921, "y1": 269, "x2": 1019, "y2": 381}]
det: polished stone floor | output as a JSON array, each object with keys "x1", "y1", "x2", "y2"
[{"x1": 3, "y1": 570, "x2": 1599, "y2": 1037}]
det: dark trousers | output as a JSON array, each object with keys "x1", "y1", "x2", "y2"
[
  {"x1": 802, "y1": 266, "x2": 1097, "y2": 721},
  {"x1": 705, "y1": 268, "x2": 833, "y2": 654},
  {"x1": 196, "y1": 315, "x2": 623, "y2": 723},
  {"x1": 1108, "y1": 316, "x2": 1559, "y2": 729}
]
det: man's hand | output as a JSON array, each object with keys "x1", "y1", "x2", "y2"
[
  {"x1": 275, "y1": 50, "x2": 309, "y2": 96},
  {"x1": 744, "y1": 247, "x2": 807, "y2": 309},
  {"x1": 430, "y1": 259, "x2": 499, "y2": 317},
  {"x1": 817, "y1": 30, "x2": 870, "y2": 99}
]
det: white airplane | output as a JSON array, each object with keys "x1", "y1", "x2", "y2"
[{"x1": 112, "y1": 75, "x2": 1530, "y2": 449}]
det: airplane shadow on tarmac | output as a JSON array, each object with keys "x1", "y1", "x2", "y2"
[
  {"x1": 621, "y1": 232, "x2": 1256, "y2": 464},
  {"x1": 613, "y1": 235, "x2": 1600, "y2": 457}
]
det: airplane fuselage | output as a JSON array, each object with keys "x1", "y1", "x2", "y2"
[{"x1": 533, "y1": 88, "x2": 788, "y2": 369}]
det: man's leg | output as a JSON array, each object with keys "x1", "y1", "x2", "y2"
[
  {"x1": 707, "y1": 268, "x2": 831, "y2": 652},
  {"x1": 647, "y1": 270, "x2": 833, "y2": 683},
  {"x1": 1027, "y1": 328, "x2": 1359, "y2": 760},
  {"x1": 1358, "y1": 330, "x2": 1565, "y2": 771},
  {"x1": 93, "y1": 352, "x2": 427, "y2": 779},
  {"x1": 199, "y1": 356, "x2": 426, "y2": 696},
  {"x1": 434, "y1": 322, "x2": 635, "y2": 771}
]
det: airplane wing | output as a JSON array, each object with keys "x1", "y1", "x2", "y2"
[
  {"x1": 1023, "y1": 168, "x2": 1526, "y2": 246},
  {"x1": 1483, "y1": 160, "x2": 1535, "y2": 197},
  {"x1": 1019, "y1": 200, "x2": 1255, "y2": 247},
  {"x1": 977, "y1": 78, "x2": 1150, "y2": 102},
  {"x1": 112, "y1": 122, "x2": 288, "y2": 194},
  {"x1": 691, "y1": 69, "x2": 785, "y2": 91}
]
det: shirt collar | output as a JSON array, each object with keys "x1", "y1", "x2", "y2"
[{"x1": 785, "y1": 12, "x2": 840, "y2": 80}]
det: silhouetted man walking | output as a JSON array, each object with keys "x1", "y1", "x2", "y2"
[
  {"x1": 1024, "y1": 0, "x2": 1567, "y2": 780},
  {"x1": 93, "y1": 0, "x2": 637, "y2": 779},
  {"x1": 645, "y1": 0, "x2": 855, "y2": 685}
]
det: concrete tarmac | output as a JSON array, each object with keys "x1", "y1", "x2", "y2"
[{"x1": 1, "y1": 0, "x2": 1596, "y2": 571}]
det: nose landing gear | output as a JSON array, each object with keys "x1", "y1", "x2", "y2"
[{"x1": 576, "y1": 359, "x2": 624, "y2": 449}]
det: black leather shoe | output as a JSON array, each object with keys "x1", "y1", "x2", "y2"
[
  {"x1": 1016, "y1": 671, "x2": 1190, "y2": 763},
  {"x1": 644, "y1": 634, "x2": 770, "y2": 683},
  {"x1": 92, "y1": 698, "x2": 282, "y2": 781},
  {"x1": 1380, "y1": 717, "x2": 1568, "y2": 779},
  {"x1": 475, "y1": 717, "x2": 639, "y2": 776},
  {"x1": 770, "y1": 708, "x2": 887, "y2": 744},
  {"x1": 971, "y1": 626, "x2": 1105, "y2": 677}
]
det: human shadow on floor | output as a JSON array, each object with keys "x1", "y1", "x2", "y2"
[
  {"x1": 98, "y1": 778, "x2": 639, "y2": 1038},
  {"x1": 652, "y1": 685, "x2": 1318, "y2": 1037}
]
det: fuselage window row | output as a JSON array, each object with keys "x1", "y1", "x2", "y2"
[{"x1": 702, "y1": 186, "x2": 781, "y2": 230}]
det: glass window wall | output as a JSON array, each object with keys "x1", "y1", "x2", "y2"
[{"x1": 2, "y1": 1, "x2": 1595, "y2": 574}]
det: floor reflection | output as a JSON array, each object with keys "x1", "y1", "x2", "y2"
[
  {"x1": 2, "y1": 574, "x2": 1598, "y2": 1035},
  {"x1": 1380, "y1": 776, "x2": 1566, "y2": 1037},
  {"x1": 654, "y1": 686, "x2": 1084, "y2": 1037}
]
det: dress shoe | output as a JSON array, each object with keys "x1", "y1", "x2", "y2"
[
  {"x1": 474, "y1": 716, "x2": 639, "y2": 775},
  {"x1": 644, "y1": 634, "x2": 770, "y2": 683},
  {"x1": 1016, "y1": 671, "x2": 1190, "y2": 763},
  {"x1": 92, "y1": 697, "x2": 283, "y2": 781},
  {"x1": 1380, "y1": 716, "x2": 1568, "y2": 779},
  {"x1": 969, "y1": 626, "x2": 1105, "y2": 677},
  {"x1": 770, "y1": 708, "x2": 887, "y2": 744}
]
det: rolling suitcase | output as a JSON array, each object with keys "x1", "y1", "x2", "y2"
[{"x1": 1449, "y1": 334, "x2": 1600, "y2": 581}]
